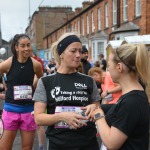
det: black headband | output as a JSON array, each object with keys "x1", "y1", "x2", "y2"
[{"x1": 57, "y1": 35, "x2": 81, "y2": 55}]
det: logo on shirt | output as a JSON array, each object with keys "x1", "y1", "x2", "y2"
[
  {"x1": 74, "y1": 83, "x2": 87, "y2": 89},
  {"x1": 51, "y1": 86, "x2": 61, "y2": 98},
  {"x1": 21, "y1": 66, "x2": 24, "y2": 69}
]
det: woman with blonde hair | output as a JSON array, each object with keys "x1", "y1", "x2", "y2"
[
  {"x1": 90, "y1": 44, "x2": 150, "y2": 150},
  {"x1": 33, "y1": 32, "x2": 101, "y2": 150}
]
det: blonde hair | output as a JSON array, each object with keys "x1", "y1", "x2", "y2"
[
  {"x1": 50, "y1": 32, "x2": 80, "y2": 65},
  {"x1": 76, "y1": 62, "x2": 84, "y2": 73},
  {"x1": 111, "y1": 43, "x2": 150, "y2": 85}
]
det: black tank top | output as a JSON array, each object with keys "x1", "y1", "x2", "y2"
[{"x1": 5, "y1": 56, "x2": 35, "y2": 105}]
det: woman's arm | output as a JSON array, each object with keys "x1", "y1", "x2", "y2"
[
  {"x1": 34, "y1": 101, "x2": 87, "y2": 128},
  {"x1": 91, "y1": 108, "x2": 128, "y2": 149},
  {"x1": 101, "y1": 83, "x2": 122, "y2": 99},
  {"x1": 32, "y1": 58, "x2": 43, "y2": 89},
  {"x1": 0, "y1": 93, "x2": 5, "y2": 100},
  {"x1": 0, "y1": 57, "x2": 12, "y2": 75}
]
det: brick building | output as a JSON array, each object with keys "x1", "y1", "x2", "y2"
[
  {"x1": 43, "y1": 0, "x2": 150, "y2": 61},
  {"x1": 25, "y1": 6, "x2": 73, "y2": 59}
]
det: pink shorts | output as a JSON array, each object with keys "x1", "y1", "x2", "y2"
[{"x1": 2, "y1": 110, "x2": 37, "y2": 131}]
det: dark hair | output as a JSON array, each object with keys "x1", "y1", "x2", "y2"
[
  {"x1": 11, "y1": 34, "x2": 30, "y2": 57},
  {"x1": 82, "y1": 46, "x2": 88, "y2": 54},
  {"x1": 99, "y1": 54, "x2": 104, "y2": 58},
  {"x1": 94, "y1": 61, "x2": 100, "y2": 67}
]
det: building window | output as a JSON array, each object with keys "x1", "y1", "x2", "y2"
[
  {"x1": 78, "y1": 20, "x2": 80, "y2": 34},
  {"x1": 123, "y1": 0, "x2": 128, "y2": 21},
  {"x1": 98, "y1": 8, "x2": 101, "y2": 30},
  {"x1": 87, "y1": 15, "x2": 89, "y2": 34},
  {"x1": 71, "y1": 24, "x2": 74, "y2": 32},
  {"x1": 92, "y1": 42, "x2": 96, "y2": 60},
  {"x1": 136, "y1": 0, "x2": 141, "y2": 16},
  {"x1": 98, "y1": 42, "x2": 104, "y2": 56},
  {"x1": 113, "y1": 0, "x2": 117, "y2": 25},
  {"x1": 105, "y1": 3, "x2": 109, "y2": 28},
  {"x1": 91, "y1": 12, "x2": 94, "y2": 33},
  {"x1": 74, "y1": 22, "x2": 77, "y2": 32},
  {"x1": 82, "y1": 17, "x2": 84, "y2": 36}
]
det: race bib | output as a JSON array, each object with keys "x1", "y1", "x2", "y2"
[
  {"x1": 54, "y1": 106, "x2": 87, "y2": 128},
  {"x1": 13, "y1": 85, "x2": 32, "y2": 100}
]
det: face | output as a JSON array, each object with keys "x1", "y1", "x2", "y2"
[
  {"x1": 61, "y1": 42, "x2": 82, "y2": 69},
  {"x1": 15, "y1": 37, "x2": 31, "y2": 59},
  {"x1": 107, "y1": 53, "x2": 119, "y2": 83},
  {"x1": 82, "y1": 52, "x2": 88, "y2": 60},
  {"x1": 91, "y1": 72, "x2": 102, "y2": 82}
]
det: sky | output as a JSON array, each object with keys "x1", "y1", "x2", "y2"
[{"x1": 0, "y1": 0, "x2": 90, "y2": 41}]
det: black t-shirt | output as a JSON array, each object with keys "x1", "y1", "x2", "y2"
[
  {"x1": 105, "y1": 90, "x2": 149, "y2": 150},
  {"x1": 101, "y1": 59, "x2": 107, "y2": 71},
  {"x1": 34, "y1": 72, "x2": 101, "y2": 148},
  {"x1": 81, "y1": 59, "x2": 91, "y2": 75}
]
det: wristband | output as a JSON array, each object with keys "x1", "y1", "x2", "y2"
[{"x1": 106, "y1": 90, "x2": 110, "y2": 95}]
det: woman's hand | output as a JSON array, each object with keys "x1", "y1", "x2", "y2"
[
  {"x1": 101, "y1": 91, "x2": 107, "y2": 99},
  {"x1": 81, "y1": 104, "x2": 98, "y2": 121},
  {"x1": 61, "y1": 112, "x2": 88, "y2": 129}
]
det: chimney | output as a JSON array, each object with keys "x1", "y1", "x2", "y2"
[
  {"x1": 75, "y1": 7, "x2": 82, "y2": 15},
  {"x1": 63, "y1": 18, "x2": 68, "y2": 23},
  {"x1": 67, "y1": 12, "x2": 75, "y2": 20},
  {"x1": 82, "y1": 1, "x2": 93, "y2": 10}
]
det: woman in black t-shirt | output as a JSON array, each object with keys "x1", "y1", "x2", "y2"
[
  {"x1": 33, "y1": 33, "x2": 101, "y2": 150},
  {"x1": 90, "y1": 44, "x2": 150, "y2": 150}
]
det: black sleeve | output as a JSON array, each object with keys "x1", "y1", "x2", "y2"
[{"x1": 112, "y1": 95, "x2": 141, "y2": 136}]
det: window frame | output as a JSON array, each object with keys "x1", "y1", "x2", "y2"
[
  {"x1": 135, "y1": 0, "x2": 141, "y2": 16},
  {"x1": 113, "y1": 0, "x2": 117, "y2": 25},
  {"x1": 123, "y1": 0, "x2": 128, "y2": 21},
  {"x1": 105, "y1": 3, "x2": 109, "y2": 28},
  {"x1": 91, "y1": 11, "x2": 95, "y2": 33},
  {"x1": 98, "y1": 8, "x2": 101, "y2": 30}
]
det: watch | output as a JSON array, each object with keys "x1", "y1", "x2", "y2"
[
  {"x1": 94, "y1": 113, "x2": 105, "y2": 121},
  {"x1": 106, "y1": 90, "x2": 110, "y2": 95}
]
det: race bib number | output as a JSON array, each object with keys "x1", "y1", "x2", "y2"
[
  {"x1": 13, "y1": 85, "x2": 32, "y2": 100},
  {"x1": 54, "y1": 106, "x2": 86, "y2": 128}
]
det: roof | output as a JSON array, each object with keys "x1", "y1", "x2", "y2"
[
  {"x1": 124, "y1": 35, "x2": 150, "y2": 44},
  {"x1": 107, "y1": 40, "x2": 124, "y2": 49},
  {"x1": 110, "y1": 22, "x2": 140, "y2": 35},
  {"x1": 90, "y1": 31, "x2": 107, "y2": 39}
]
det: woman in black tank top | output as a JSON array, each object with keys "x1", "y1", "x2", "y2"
[{"x1": 0, "y1": 34, "x2": 43, "y2": 150}]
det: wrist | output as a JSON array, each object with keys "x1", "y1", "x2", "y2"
[
  {"x1": 106, "y1": 90, "x2": 110, "y2": 95},
  {"x1": 94, "y1": 112, "x2": 105, "y2": 121}
]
